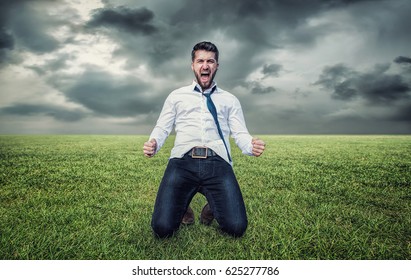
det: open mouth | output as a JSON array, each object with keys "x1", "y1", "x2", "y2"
[{"x1": 200, "y1": 72, "x2": 210, "y2": 81}]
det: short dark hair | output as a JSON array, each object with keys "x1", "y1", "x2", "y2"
[{"x1": 191, "y1": 41, "x2": 219, "y2": 62}]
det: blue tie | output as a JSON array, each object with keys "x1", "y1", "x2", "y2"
[{"x1": 196, "y1": 86, "x2": 232, "y2": 162}]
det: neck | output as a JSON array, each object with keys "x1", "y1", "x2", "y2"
[{"x1": 196, "y1": 81, "x2": 215, "y2": 92}]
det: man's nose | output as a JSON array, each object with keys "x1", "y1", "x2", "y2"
[{"x1": 202, "y1": 62, "x2": 209, "y2": 69}]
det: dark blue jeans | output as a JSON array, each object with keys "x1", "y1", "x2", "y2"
[{"x1": 151, "y1": 153, "x2": 247, "y2": 238}]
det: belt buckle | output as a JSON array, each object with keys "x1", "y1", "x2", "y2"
[{"x1": 191, "y1": 147, "x2": 208, "y2": 159}]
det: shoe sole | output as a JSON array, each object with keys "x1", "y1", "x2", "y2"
[{"x1": 200, "y1": 204, "x2": 214, "y2": 226}]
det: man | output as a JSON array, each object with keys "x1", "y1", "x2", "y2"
[{"x1": 143, "y1": 41, "x2": 265, "y2": 238}]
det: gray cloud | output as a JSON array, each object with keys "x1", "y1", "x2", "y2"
[
  {"x1": 391, "y1": 103, "x2": 411, "y2": 122},
  {"x1": 0, "y1": 1, "x2": 17, "y2": 65},
  {"x1": 315, "y1": 62, "x2": 411, "y2": 104},
  {"x1": 394, "y1": 56, "x2": 411, "y2": 74},
  {"x1": 0, "y1": 28, "x2": 14, "y2": 64},
  {"x1": 26, "y1": 53, "x2": 72, "y2": 76},
  {"x1": 394, "y1": 56, "x2": 411, "y2": 65},
  {"x1": 314, "y1": 64, "x2": 359, "y2": 100},
  {"x1": 358, "y1": 64, "x2": 410, "y2": 104},
  {"x1": 87, "y1": 6, "x2": 158, "y2": 35},
  {"x1": 0, "y1": 28, "x2": 14, "y2": 50},
  {"x1": 242, "y1": 81, "x2": 276, "y2": 95},
  {"x1": 0, "y1": 0, "x2": 76, "y2": 67},
  {"x1": 84, "y1": 5, "x2": 185, "y2": 77},
  {"x1": 1, "y1": 104, "x2": 87, "y2": 122},
  {"x1": 8, "y1": 2, "x2": 63, "y2": 54},
  {"x1": 12, "y1": 22, "x2": 60, "y2": 54},
  {"x1": 49, "y1": 67, "x2": 161, "y2": 117},
  {"x1": 262, "y1": 63, "x2": 283, "y2": 78}
]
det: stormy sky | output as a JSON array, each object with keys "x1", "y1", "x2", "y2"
[{"x1": 0, "y1": 0, "x2": 410, "y2": 134}]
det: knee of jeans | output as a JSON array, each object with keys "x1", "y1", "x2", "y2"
[
  {"x1": 151, "y1": 220, "x2": 177, "y2": 238},
  {"x1": 222, "y1": 220, "x2": 248, "y2": 238}
]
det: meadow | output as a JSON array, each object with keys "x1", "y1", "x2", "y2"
[{"x1": 0, "y1": 135, "x2": 410, "y2": 260}]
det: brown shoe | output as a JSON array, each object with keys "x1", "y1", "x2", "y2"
[
  {"x1": 200, "y1": 203, "x2": 214, "y2": 225},
  {"x1": 181, "y1": 206, "x2": 195, "y2": 225}
]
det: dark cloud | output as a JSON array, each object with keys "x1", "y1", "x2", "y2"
[
  {"x1": 394, "y1": 56, "x2": 411, "y2": 73},
  {"x1": 394, "y1": 56, "x2": 411, "y2": 64},
  {"x1": 0, "y1": 0, "x2": 72, "y2": 67},
  {"x1": 394, "y1": 56, "x2": 411, "y2": 74},
  {"x1": 315, "y1": 62, "x2": 411, "y2": 104},
  {"x1": 0, "y1": 28, "x2": 14, "y2": 50},
  {"x1": 242, "y1": 81, "x2": 276, "y2": 95},
  {"x1": 170, "y1": 0, "x2": 330, "y2": 27},
  {"x1": 358, "y1": 64, "x2": 410, "y2": 104},
  {"x1": 262, "y1": 63, "x2": 283, "y2": 77},
  {"x1": 364, "y1": 1, "x2": 411, "y2": 48},
  {"x1": 1, "y1": 104, "x2": 87, "y2": 122},
  {"x1": 87, "y1": 6, "x2": 158, "y2": 35},
  {"x1": 84, "y1": 5, "x2": 183, "y2": 77},
  {"x1": 0, "y1": 28, "x2": 14, "y2": 64},
  {"x1": 314, "y1": 64, "x2": 359, "y2": 100},
  {"x1": 390, "y1": 103, "x2": 411, "y2": 122},
  {"x1": 8, "y1": 2, "x2": 62, "y2": 54},
  {"x1": 324, "y1": 0, "x2": 385, "y2": 7},
  {"x1": 0, "y1": 1, "x2": 16, "y2": 64},
  {"x1": 12, "y1": 21, "x2": 60, "y2": 54},
  {"x1": 50, "y1": 68, "x2": 162, "y2": 117}
]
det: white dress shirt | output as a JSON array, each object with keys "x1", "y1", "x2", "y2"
[{"x1": 149, "y1": 81, "x2": 253, "y2": 164}]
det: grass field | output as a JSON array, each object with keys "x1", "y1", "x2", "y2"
[{"x1": 0, "y1": 135, "x2": 410, "y2": 260}]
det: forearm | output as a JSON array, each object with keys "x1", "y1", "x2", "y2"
[
  {"x1": 149, "y1": 126, "x2": 170, "y2": 153},
  {"x1": 229, "y1": 98, "x2": 254, "y2": 155},
  {"x1": 148, "y1": 95, "x2": 175, "y2": 154},
  {"x1": 233, "y1": 132, "x2": 254, "y2": 155}
]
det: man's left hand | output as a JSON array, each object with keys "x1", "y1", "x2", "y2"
[{"x1": 252, "y1": 137, "x2": 265, "y2": 157}]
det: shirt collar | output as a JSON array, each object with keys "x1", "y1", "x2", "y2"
[{"x1": 192, "y1": 81, "x2": 218, "y2": 94}]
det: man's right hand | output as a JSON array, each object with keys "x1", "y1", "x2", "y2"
[{"x1": 143, "y1": 138, "x2": 157, "y2": 157}]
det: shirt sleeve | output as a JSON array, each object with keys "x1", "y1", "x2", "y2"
[
  {"x1": 149, "y1": 94, "x2": 176, "y2": 153},
  {"x1": 228, "y1": 97, "x2": 254, "y2": 156}
]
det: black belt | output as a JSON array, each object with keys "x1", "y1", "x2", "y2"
[{"x1": 188, "y1": 147, "x2": 217, "y2": 158}]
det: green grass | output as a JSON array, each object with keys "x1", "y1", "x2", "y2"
[{"x1": 0, "y1": 135, "x2": 410, "y2": 260}]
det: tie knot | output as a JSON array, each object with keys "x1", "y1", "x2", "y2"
[{"x1": 195, "y1": 85, "x2": 217, "y2": 95}]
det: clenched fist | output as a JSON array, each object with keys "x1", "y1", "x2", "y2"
[
  {"x1": 143, "y1": 138, "x2": 157, "y2": 157},
  {"x1": 252, "y1": 137, "x2": 265, "y2": 157}
]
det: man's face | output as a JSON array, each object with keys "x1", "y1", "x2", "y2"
[{"x1": 191, "y1": 50, "x2": 219, "y2": 90}]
